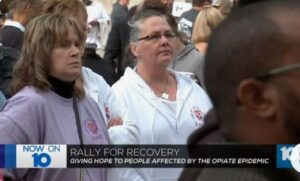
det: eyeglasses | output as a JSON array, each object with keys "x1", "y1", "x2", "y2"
[
  {"x1": 254, "y1": 64, "x2": 300, "y2": 79},
  {"x1": 137, "y1": 31, "x2": 176, "y2": 42}
]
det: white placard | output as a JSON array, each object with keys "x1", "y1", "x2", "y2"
[{"x1": 172, "y1": 2, "x2": 192, "y2": 17}]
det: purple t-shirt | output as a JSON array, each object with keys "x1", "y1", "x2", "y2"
[{"x1": 0, "y1": 86, "x2": 109, "y2": 180}]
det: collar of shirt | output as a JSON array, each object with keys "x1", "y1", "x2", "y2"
[{"x1": 3, "y1": 20, "x2": 25, "y2": 32}]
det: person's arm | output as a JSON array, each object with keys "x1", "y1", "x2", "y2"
[
  {"x1": 82, "y1": 66, "x2": 125, "y2": 127},
  {"x1": 107, "y1": 94, "x2": 145, "y2": 181},
  {"x1": 104, "y1": 19, "x2": 122, "y2": 71},
  {"x1": 0, "y1": 94, "x2": 44, "y2": 143},
  {"x1": 0, "y1": 92, "x2": 45, "y2": 179}
]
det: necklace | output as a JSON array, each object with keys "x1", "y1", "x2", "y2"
[
  {"x1": 146, "y1": 75, "x2": 170, "y2": 100},
  {"x1": 135, "y1": 68, "x2": 170, "y2": 99}
]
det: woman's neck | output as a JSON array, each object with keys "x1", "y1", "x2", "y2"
[
  {"x1": 48, "y1": 75, "x2": 75, "y2": 98},
  {"x1": 136, "y1": 64, "x2": 169, "y2": 84},
  {"x1": 136, "y1": 64, "x2": 177, "y2": 101}
]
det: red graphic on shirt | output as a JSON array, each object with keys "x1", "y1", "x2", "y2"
[
  {"x1": 191, "y1": 106, "x2": 204, "y2": 127},
  {"x1": 193, "y1": 108, "x2": 203, "y2": 121},
  {"x1": 85, "y1": 119, "x2": 99, "y2": 136}
]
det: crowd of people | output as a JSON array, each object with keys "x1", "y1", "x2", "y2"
[{"x1": 0, "y1": 0, "x2": 300, "y2": 180}]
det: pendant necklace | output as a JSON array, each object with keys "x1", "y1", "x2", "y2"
[
  {"x1": 146, "y1": 75, "x2": 169, "y2": 100},
  {"x1": 136, "y1": 68, "x2": 170, "y2": 100}
]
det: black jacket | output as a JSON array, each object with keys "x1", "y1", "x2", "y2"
[
  {"x1": 0, "y1": 46, "x2": 20, "y2": 98},
  {"x1": 104, "y1": 3, "x2": 130, "y2": 81},
  {"x1": 83, "y1": 49, "x2": 115, "y2": 86},
  {"x1": 0, "y1": 25, "x2": 24, "y2": 51}
]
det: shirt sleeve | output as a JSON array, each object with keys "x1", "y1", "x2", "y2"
[
  {"x1": 0, "y1": 93, "x2": 45, "y2": 144},
  {"x1": 109, "y1": 82, "x2": 139, "y2": 144},
  {"x1": 0, "y1": 92, "x2": 46, "y2": 180}
]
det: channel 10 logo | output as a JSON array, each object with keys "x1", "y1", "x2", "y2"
[
  {"x1": 16, "y1": 145, "x2": 66, "y2": 168},
  {"x1": 277, "y1": 144, "x2": 300, "y2": 172}
]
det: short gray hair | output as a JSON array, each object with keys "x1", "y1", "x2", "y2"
[{"x1": 128, "y1": 9, "x2": 166, "y2": 42}]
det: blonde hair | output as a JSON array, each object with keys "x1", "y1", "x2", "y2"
[
  {"x1": 192, "y1": 6, "x2": 224, "y2": 43},
  {"x1": 31, "y1": 0, "x2": 89, "y2": 98},
  {"x1": 213, "y1": 0, "x2": 234, "y2": 17},
  {"x1": 11, "y1": 14, "x2": 86, "y2": 97}
]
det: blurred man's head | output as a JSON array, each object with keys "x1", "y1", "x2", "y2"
[
  {"x1": 0, "y1": 0, "x2": 10, "y2": 16},
  {"x1": 205, "y1": 0, "x2": 300, "y2": 144},
  {"x1": 11, "y1": 0, "x2": 41, "y2": 25},
  {"x1": 161, "y1": 0, "x2": 174, "y2": 6},
  {"x1": 39, "y1": 0, "x2": 87, "y2": 31},
  {"x1": 160, "y1": 0, "x2": 174, "y2": 12}
]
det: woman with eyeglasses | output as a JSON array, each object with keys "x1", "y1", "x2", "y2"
[{"x1": 109, "y1": 9, "x2": 212, "y2": 181}]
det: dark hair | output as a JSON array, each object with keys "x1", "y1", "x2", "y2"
[
  {"x1": 141, "y1": 0, "x2": 168, "y2": 12},
  {"x1": 238, "y1": 0, "x2": 269, "y2": 7},
  {"x1": 204, "y1": 0, "x2": 300, "y2": 133},
  {"x1": 0, "y1": 0, "x2": 10, "y2": 15},
  {"x1": 192, "y1": 0, "x2": 212, "y2": 7},
  {"x1": 140, "y1": 0, "x2": 178, "y2": 33}
]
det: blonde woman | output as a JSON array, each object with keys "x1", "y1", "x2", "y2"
[
  {"x1": 192, "y1": 6, "x2": 224, "y2": 54},
  {"x1": 0, "y1": 14, "x2": 109, "y2": 180},
  {"x1": 39, "y1": 0, "x2": 125, "y2": 127}
]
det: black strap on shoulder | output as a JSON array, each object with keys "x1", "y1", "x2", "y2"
[
  {"x1": 73, "y1": 97, "x2": 85, "y2": 180},
  {"x1": 73, "y1": 97, "x2": 83, "y2": 145}
]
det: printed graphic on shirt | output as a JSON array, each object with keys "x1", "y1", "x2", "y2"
[
  {"x1": 84, "y1": 119, "x2": 102, "y2": 139},
  {"x1": 191, "y1": 106, "x2": 204, "y2": 127}
]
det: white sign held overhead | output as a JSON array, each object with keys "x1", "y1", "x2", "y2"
[{"x1": 172, "y1": 2, "x2": 192, "y2": 17}]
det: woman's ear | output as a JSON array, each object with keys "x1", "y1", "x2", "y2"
[
  {"x1": 130, "y1": 42, "x2": 139, "y2": 57},
  {"x1": 236, "y1": 79, "x2": 278, "y2": 119}
]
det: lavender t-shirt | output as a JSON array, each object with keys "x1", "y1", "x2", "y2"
[{"x1": 0, "y1": 86, "x2": 109, "y2": 181}]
